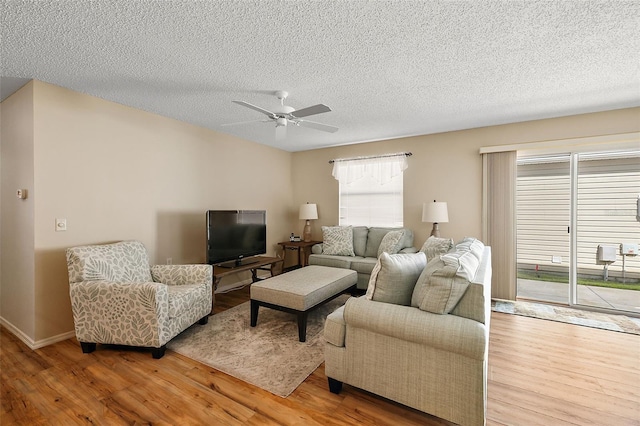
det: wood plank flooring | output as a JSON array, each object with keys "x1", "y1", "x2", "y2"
[{"x1": 2, "y1": 285, "x2": 639, "y2": 425}]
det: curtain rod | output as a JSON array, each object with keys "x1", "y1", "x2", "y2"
[{"x1": 328, "y1": 152, "x2": 412, "y2": 164}]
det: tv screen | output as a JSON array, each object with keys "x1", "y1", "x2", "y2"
[{"x1": 206, "y1": 210, "x2": 267, "y2": 266}]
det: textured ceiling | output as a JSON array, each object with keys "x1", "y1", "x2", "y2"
[{"x1": 1, "y1": 1, "x2": 639, "y2": 152}]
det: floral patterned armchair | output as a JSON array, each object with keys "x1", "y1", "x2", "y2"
[{"x1": 66, "y1": 240, "x2": 212, "y2": 358}]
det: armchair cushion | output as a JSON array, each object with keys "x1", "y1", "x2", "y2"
[{"x1": 67, "y1": 240, "x2": 152, "y2": 283}]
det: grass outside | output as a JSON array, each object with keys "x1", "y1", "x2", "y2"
[{"x1": 517, "y1": 270, "x2": 640, "y2": 291}]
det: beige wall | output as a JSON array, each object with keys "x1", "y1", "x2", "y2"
[
  {"x1": 0, "y1": 81, "x2": 36, "y2": 341},
  {"x1": 1, "y1": 80, "x2": 294, "y2": 345},
  {"x1": 291, "y1": 107, "x2": 640, "y2": 249}
]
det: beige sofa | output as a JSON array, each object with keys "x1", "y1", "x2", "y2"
[
  {"x1": 324, "y1": 242, "x2": 492, "y2": 426},
  {"x1": 309, "y1": 226, "x2": 416, "y2": 290}
]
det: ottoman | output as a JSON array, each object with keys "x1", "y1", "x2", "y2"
[{"x1": 250, "y1": 265, "x2": 357, "y2": 342}]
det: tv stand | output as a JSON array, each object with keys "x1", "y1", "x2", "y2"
[
  {"x1": 211, "y1": 256, "x2": 283, "y2": 314},
  {"x1": 218, "y1": 258, "x2": 260, "y2": 268}
]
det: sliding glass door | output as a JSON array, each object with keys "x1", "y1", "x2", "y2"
[
  {"x1": 517, "y1": 149, "x2": 640, "y2": 314},
  {"x1": 574, "y1": 152, "x2": 640, "y2": 313},
  {"x1": 516, "y1": 155, "x2": 571, "y2": 304}
]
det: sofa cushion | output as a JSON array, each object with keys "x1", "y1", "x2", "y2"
[
  {"x1": 322, "y1": 226, "x2": 355, "y2": 256},
  {"x1": 377, "y1": 229, "x2": 406, "y2": 257},
  {"x1": 419, "y1": 236, "x2": 454, "y2": 261},
  {"x1": 352, "y1": 226, "x2": 369, "y2": 257},
  {"x1": 365, "y1": 252, "x2": 426, "y2": 306},
  {"x1": 349, "y1": 256, "x2": 378, "y2": 275},
  {"x1": 412, "y1": 258, "x2": 470, "y2": 314},
  {"x1": 308, "y1": 254, "x2": 353, "y2": 269}
]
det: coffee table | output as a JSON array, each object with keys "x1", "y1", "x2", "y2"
[{"x1": 250, "y1": 266, "x2": 357, "y2": 342}]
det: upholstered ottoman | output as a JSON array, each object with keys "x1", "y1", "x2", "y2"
[{"x1": 250, "y1": 265, "x2": 357, "y2": 342}]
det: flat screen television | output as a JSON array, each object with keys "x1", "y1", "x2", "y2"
[{"x1": 206, "y1": 210, "x2": 267, "y2": 267}]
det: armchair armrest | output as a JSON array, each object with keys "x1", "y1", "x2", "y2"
[
  {"x1": 343, "y1": 297, "x2": 486, "y2": 360},
  {"x1": 69, "y1": 280, "x2": 169, "y2": 347},
  {"x1": 150, "y1": 264, "x2": 213, "y2": 287}
]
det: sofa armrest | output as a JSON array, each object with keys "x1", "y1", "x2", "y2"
[
  {"x1": 343, "y1": 297, "x2": 487, "y2": 360},
  {"x1": 150, "y1": 264, "x2": 213, "y2": 287},
  {"x1": 324, "y1": 305, "x2": 347, "y2": 347},
  {"x1": 69, "y1": 280, "x2": 168, "y2": 346},
  {"x1": 311, "y1": 243, "x2": 323, "y2": 254}
]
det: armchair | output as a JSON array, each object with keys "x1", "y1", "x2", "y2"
[{"x1": 66, "y1": 240, "x2": 212, "y2": 358}]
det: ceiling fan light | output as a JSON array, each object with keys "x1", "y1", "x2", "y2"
[{"x1": 276, "y1": 117, "x2": 288, "y2": 127}]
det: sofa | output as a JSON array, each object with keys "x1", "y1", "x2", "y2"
[
  {"x1": 308, "y1": 225, "x2": 416, "y2": 290},
  {"x1": 324, "y1": 238, "x2": 492, "y2": 426},
  {"x1": 66, "y1": 240, "x2": 213, "y2": 358}
]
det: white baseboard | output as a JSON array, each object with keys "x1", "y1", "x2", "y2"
[{"x1": 0, "y1": 316, "x2": 76, "y2": 350}]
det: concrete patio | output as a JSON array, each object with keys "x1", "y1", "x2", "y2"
[{"x1": 518, "y1": 279, "x2": 640, "y2": 314}]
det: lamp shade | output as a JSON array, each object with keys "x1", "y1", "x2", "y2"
[
  {"x1": 299, "y1": 203, "x2": 318, "y2": 220},
  {"x1": 422, "y1": 201, "x2": 449, "y2": 223}
]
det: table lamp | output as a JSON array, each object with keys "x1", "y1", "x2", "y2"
[
  {"x1": 299, "y1": 203, "x2": 318, "y2": 242},
  {"x1": 422, "y1": 200, "x2": 449, "y2": 238}
]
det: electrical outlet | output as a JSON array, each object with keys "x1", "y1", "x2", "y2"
[
  {"x1": 166, "y1": 258, "x2": 172, "y2": 265},
  {"x1": 55, "y1": 218, "x2": 67, "y2": 232}
]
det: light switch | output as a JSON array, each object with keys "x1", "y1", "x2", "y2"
[{"x1": 55, "y1": 218, "x2": 67, "y2": 232}]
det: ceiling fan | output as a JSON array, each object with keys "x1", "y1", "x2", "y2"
[{"x1": 225, "y1": 90, "x2": 338, "y2": 139}]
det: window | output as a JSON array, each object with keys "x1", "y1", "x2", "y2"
[{"x1": 332, "y1": 153, "x2": 408, "y2": 227}]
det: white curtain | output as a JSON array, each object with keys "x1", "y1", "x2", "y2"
[{"x1": 332, "y1": 154, "x2": 408, "y2": 185}]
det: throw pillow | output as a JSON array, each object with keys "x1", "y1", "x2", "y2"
[
  {"x1": 321, "y1": 226, "x2": 355, "y2": 256},
  {"x1": 455, "y1": 237, "x2": 485, "y2": 261},
  {"x1": 365, "y1": 252, "x2": 426, "y2": 306},
  {"x1": 441, "y1": 250, "x2": 480, "y2": 281},
  {"x1": 417, "y1": 264, "x2": 471, "y2": 314},
  {"x1": 377, "y1": 230, "x2": 406, "y2": 257},
  {"x1": 419, "y1": 236, "x2": 454, "y2": 261}
]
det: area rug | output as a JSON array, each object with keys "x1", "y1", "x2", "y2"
[
  {"x1": 492, "y1": 299, "x2": 640, "y2": 335},
  {"x1": 167, "y1": 294, "x2": 350, "y2": 397}
]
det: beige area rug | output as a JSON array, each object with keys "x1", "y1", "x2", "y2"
[
  {"x1": 167, "y1": 294, "x2": 350, "y2": 397},
  {"x1": 492, "y1": 299, "x2": 640, "y2": 335}
]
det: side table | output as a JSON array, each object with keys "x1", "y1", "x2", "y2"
[{"x1": 278, "y1": 240, "x2": 322, "y2": 271}]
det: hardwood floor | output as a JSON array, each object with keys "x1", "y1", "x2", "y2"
[{"x1": 2, "y1": 286, "x2": 639, "y2": 425}]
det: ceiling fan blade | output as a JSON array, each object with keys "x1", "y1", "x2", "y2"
[
  {"x1": 232, "y1": 100, "x2": 276, "y2": 118},
  {"x1": 220, "y1": 118, "x2": 270, "y2": 127},
  {"x1": 296, "y1": 119, "x2": 339, "y2": 133},
  {"x1": 290, "y1": 104, "x2": 331, "y2": 118}
]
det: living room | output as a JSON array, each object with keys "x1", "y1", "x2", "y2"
[
  {"x1": 2, "y1": 2, "x2": 640, "y2": 425},
  {"x1": 4, "y1": 79, "x2": 639, "y2": 347}
]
